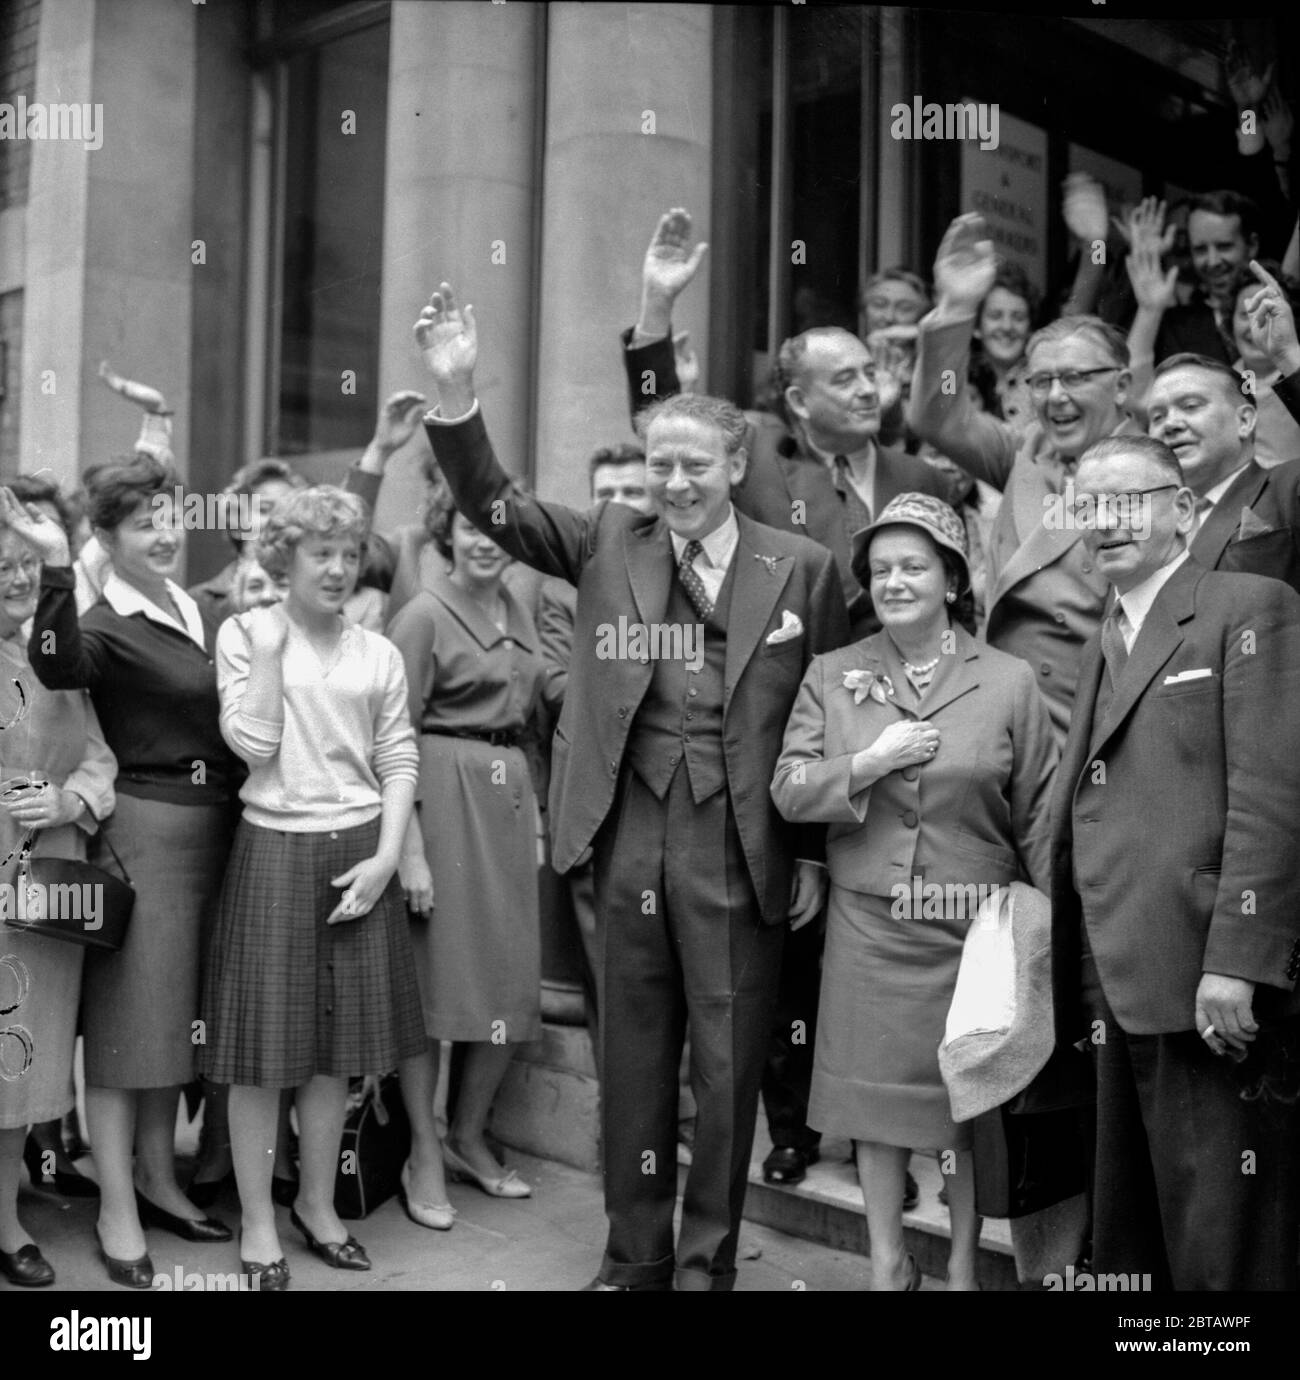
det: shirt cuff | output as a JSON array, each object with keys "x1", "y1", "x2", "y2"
[{"x1": 423, "y1": 399, "x2": 481, "y2": 427}]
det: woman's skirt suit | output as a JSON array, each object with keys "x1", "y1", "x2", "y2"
[{"x1": 771, "y1": 625, "x2": 1057, "y2": 1151}]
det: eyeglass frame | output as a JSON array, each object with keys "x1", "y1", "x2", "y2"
[
  {"x1": 1025, "y1": 365, "x2": 1123, "y2": 398},
  {"x1": 0, "y1": 555, "x2": 41, "y2": 587},
  {"x1": 1063, "y1": 483, "x2": 1182, "y2": 528}
]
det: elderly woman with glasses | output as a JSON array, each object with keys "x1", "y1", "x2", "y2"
[{"x1": 772, "y1": 493, "x2": 1058, "y2": 1290}]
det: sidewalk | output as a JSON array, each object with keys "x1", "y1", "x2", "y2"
[{"x1": 10, "y1": 1149, "x2": 935, "y2": 1292}]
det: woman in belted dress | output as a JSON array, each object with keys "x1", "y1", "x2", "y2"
[{"x1": 388, "y1": 498, "x2": 545, "y2": 1200}]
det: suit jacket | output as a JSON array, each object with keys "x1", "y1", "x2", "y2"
[
  {"x1": 423, "y1": 406, "x2": 851, "y2": 925},
  {"x1": 623, "y1": 331, "x2": 951, "y2": 639},
  {"x1": 909, "y1": 312, "x2": 1145, "y2": 741},
  {"x1": 1202, "y1": 457, "x2": 1300, "y2": 596},
  {"x1": 1050, "y1": 558, "x2": 1300, "y2": 1040},
  {"x1": 771, "y1": 626, "x2": 1057, "y2": 897}
]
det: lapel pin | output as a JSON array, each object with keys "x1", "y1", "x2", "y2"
[{"x1": 754, "y1": 554, "x2": 780, "y2": 576}]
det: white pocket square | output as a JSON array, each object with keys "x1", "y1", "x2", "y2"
[
  {"x1": 1163, "y1": 668, "x2": 1213, "y2": 685},
  {"x1": 766, "y1": 611, "x2": 804, "y2": 645}
]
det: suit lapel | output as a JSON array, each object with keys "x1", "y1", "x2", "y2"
[
  {"x1": 989, "y1": 456, "x2": 1083, "y2": 607},
  {"x1": 1090, "y1": 562, "x2": 1198, "y2": 751},
  {"x1": 1190, "y1": 462, "x2": 1267, "y2": 571},
  {"x1": 725, "y1": 513, "x2": 792, "y2": 701},
  {"x1": 625, "y1": 522, "x2": 673, "y2": 626},
  {"x1": 916, "y1": 627, "x2": 982, "y2": 716}
]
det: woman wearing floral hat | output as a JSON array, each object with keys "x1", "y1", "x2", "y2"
[{"x1": 771, "y1": 492, "x2": 1058, "y2": 1290}]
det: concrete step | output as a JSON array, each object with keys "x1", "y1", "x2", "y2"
[{"x1": 491, "y1": 1021, "x2": 1024, "y2": 1289}]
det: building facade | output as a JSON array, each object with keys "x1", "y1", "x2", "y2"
[{"x1": 1, "y1": 2, "x2": 1290, "y2": 583}]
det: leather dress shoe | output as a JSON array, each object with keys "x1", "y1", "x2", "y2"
[
  {"x1": 903, "y1": 1170, "x2": 919, "y2": 1213},
  {"x1": 762, "y1": 1145, "x2": 820, "y2": 1186},
  {"x1": 0, "y1": 1243, "x2": 55, "y2": 1287},
  {"x1": 239, "y1": 1236, "x2": 291, "y2": 1293},
  {"x1": 290, "y1": 1208, "x2": 371, "y2": 1271},
  {"x1": 581, "y1": 1276, "x2": 672, "y2": 1291},
  {"x1": 94, "y1": 1227, "x2": 154, "y2": 1290},
  {"x1": 135, "y1": 1191, "x2": 233, "y2": 1243}
]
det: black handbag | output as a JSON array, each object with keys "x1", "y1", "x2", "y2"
[
  {"x1": 334, "y1": 1073, "x2": 411, "y2": 1220},
  {"x1": 971, "y1": 1044, "x2": 1092, "y2": 1219},
  {"x1": 3, "y1": 828, "x2": 135, "y2": 952}
]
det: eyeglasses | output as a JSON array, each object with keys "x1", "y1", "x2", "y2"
[
  {"x1": 1026, "y1": 366, "x2": 1121, "y2": 398},
  {"x1": 0, "y1": 557, "x2": 39, "y2": 587},
  {"x1": 1064, "y1": 485, "x2": 1178, "y2": 528}
]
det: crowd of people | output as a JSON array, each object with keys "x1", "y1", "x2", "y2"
[{"x1": 3, "y1": 48, "x2": 1300, "y2": 1293}]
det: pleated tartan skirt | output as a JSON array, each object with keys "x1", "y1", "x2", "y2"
[{"x1": 198, "y1": 816, "x2": 427, "y2": 1087}]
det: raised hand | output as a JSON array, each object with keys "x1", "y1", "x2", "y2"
[
  {"x1": 932, "y1": 214, "x2": 997, "y2": 316},
  {"x1": 1224, "y1": 42, "x2": 1274, "y2": 113},
  {"x1": 1112, "y1": 197, "x2": 1175, "y2": 256},
  {"x1": 414, "y1": 283, "x2": 478, "y2": 389},
  {"x1": 372, "y1": 389, "x2": 429, "y2": 453},
  {"x1": 1124, "y1": 240, "x2": 1179, "y2": 315},
  {"x1": 1061, "y1": 173, "x2": 1109, "y2": 244},
  {"x1": 98, "y1": 360, "x2": 169, "y2": 415},
  {"x1": 642, "y1": 208, "x2": 709, "y2": 308},
  {"x1": 242, "y1": 601, "x2": 291, "y2": 657},
  {"x1": 0, "y1": 487, "x2": 71, "y2": 565},
  {"x1": 1244, "y1": 260, "x2": 1300, "y2": 374}
]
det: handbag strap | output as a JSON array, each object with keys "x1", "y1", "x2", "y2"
[{"x1": 93, "y1": 826, "x2": 132, "y2": 886}]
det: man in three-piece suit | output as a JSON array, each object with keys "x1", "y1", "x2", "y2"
[
  {"x1": 623, "y1": 209, "x2": 951, "y2": 644},
  {"x1": 1051, "y1": 433, "x2": 1300, "y2": 1290},
  {"x1": 1146, "y1": 352, "x2": 1300, "y2": 594},
  {"x1": 414, "y1": 283, "x2": 849, "y2": 1291},
  {"x1": 622, "y1": 209, "x2": 943, "y2": 1193}
]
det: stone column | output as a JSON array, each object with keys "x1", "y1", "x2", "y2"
[
  {"x1": 21, "y1": 0, "x2": 196, "y2": 490},
  {"x1": 371, "y1": 0, "x2": 541, "y2": 535},
  {"x1": 533, "y1": 2, "x2": 713, "y2": 510}
]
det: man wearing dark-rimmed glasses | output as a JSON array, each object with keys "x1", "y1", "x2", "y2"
[{"x1": 909, "y1": 213, "x2": 1145, "y2": 744}]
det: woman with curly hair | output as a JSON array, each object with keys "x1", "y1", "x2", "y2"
[{"x1": 199, "y1": 485, "x2": 445, "y2": 1290}]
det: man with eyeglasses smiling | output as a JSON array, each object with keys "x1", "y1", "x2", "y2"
[
  {"x1": 909, "y1": 212, "x2": 1146, "y2": 743},
  {"x1": 1050, "y1": 432, "x2": 1300, "y2": 1291}
]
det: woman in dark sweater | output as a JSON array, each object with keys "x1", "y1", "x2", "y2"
[{"x1": 6, "y1": 459, "x2": 241, "y2": 1289}]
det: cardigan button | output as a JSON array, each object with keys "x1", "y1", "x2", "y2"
[
  {"x1": 902, "y1": 810, "x2": 918, "y2": 828},
  {"x1": 901, "y1": 766, "x2": 918, "y2": 781}
]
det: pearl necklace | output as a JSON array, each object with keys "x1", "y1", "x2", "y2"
[{"x1": 901, "y1": 655, "x2": 940, "y2": 677}]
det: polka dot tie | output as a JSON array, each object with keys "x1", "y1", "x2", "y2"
[{"x1": 677, "y1": 540, "x2": 713, "y2": 620}]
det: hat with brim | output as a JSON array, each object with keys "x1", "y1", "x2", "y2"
[
  {"x1": 938, "y1": 881, "x2": 1056, "y2": 1123},
  {"x1": 849, "y1": 490, "x2": 970, "y2": 593}
]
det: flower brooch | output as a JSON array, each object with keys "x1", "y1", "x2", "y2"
[{"x1": 843, "y1": 669, "x2": 895, "y2": 705}]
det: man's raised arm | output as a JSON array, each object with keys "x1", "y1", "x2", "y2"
[
  {"x1": 415, "y1": 282, "x2": 596, "y2": 586},
  {"x1": 622, "y1": 207, "x2": 708, "y2": 423},
  {"x1": 907, "y1": 213, "x2": 1019, "y2": 490}
]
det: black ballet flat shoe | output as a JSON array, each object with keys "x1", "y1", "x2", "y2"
[
  {"x1": 22, "y1": 1140, "x2": 100, "y2": 1198},
  {"x1": 135, "y1": 1191, "x2": 233, "y2": 1244},
  {"x1": 94, "y1": 1228, "x2": 154, "y2": 1290},
  {"x1": 271, "y1": 1175, "x2": 299, "y2": 1208},
  {"x1": 289, "y1": 1208, "x2": 371, "y2": 1271},
  {"x1": 187, "y1": 1172, "x2": 234, "y2": 1210},
  {"x1": 0, "y1": 1243, "x2": 56, "y2": 1287}
]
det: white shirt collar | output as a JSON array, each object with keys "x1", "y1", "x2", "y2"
[
  {"x1": 102, "y1": 572, "x2": 206, "y2": 650},
  {"x1": 669, "y1": 507, "x2": 739, "y2": 570},
  {"x1": 1115, "y1": 548, "x2": 1190, "y2": 643}
]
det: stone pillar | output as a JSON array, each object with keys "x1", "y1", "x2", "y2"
[
  {"x1": 533, "y1": 2, "x2": 713, "y2": 510},
  {"x1": 21, "y1": 0, "x2": 195, "y2": 490},
  {"x1": 372, "y1": 0, "x2": 541, "y2": 535}
]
